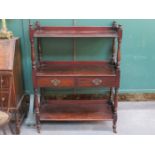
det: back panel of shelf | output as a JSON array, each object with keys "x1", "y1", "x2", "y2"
[{"x1": 38, "y1": 37, "x2": 113, "y2": 61}]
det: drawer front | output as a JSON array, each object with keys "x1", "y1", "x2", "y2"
[
  {"x1": 0, "y1": 76, "x2": 10, "y2": 88},
  {"x1": 77, "y1": 77, "x2": 117, "y2": 88},
  {"x1": 0, "y1": 92, "x2": 9, "y2": 107},
  {"x1": 37, "y1": 77, "x2": 75, "y2": 88}
]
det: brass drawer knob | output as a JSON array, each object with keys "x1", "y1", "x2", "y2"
[
  {"x1": 1, "y1": 97, "x2": 5, "y2": 102},
  {"x1": 51, "y1": 79, "x2": 61, "y2": 86},
  {"x1": 92, "y1": 78, "x2": 102, "y2": 86}
]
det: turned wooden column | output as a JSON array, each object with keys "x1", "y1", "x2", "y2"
[
  {"x1": 109, "y1": 21, "x2": 118, "y2": 106},
  {"x1": 113, "y1": 24, "x2": 122, "y2": 133},
  {"x1": 29, "y1": 25, "x2": 40, "y2": 133}
]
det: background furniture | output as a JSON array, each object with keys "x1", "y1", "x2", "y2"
[
  {"x1": 0, "y1": 108, "x2": 14, "y2": 134},
  {"x1": 0, "y1": 38, "x2": 26, "y2": 134},
  {"x1": 29, "y1": 21, "x2": 122, "y2": 133}
]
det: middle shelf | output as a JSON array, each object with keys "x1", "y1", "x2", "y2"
[
  {"x1": 37, "y1": 61, "x2": 116, "y2": 77},
  {"x1": 35, "y1": 61, "x2": 118, "y2": 88}
]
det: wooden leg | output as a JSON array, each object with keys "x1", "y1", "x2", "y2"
[
  {"x1": 15, "y1": 112, "x2": 20, "y2": 134},
  {"x1": 34, "y1": 89, "x2": 40, "y2": 133},
  {"x1": 113, "y1": 112, "x2": 117, "y2": 133},
  {"x1": 113, "y1": 88, "x2": 118, "y2": 133}
]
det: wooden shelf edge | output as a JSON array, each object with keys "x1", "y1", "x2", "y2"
[{"x1": 40, "y1": 99, "x2": 113, "y2": 121}]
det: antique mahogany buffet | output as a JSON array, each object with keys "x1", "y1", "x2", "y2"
[
  {"x1": 0, "y1": 38, "x2": 26, "y2": 134},
  {"x1": 29, "y1": 21, "x2": 123, "y2": 133}
]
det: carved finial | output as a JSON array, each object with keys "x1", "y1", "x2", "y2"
[
  {"x1": 118, "y1": 24, "x2": 123, "y2": 40},
  {"x1": 112, "y1": 21, "x2": 117, "y2": 29},
  {"x1": 118, "y1": 24, "x2": 122, "y2": 30},
  {"x1": 35, "y1": 21, "x2": 40, "y2": 30},
  {"x1": 118, "y1": 24, "x2": 122, "y2": 28}
]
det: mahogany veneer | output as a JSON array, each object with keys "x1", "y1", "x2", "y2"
[{"x1": 29, "y1": 21, "x2": 123, "y2": 133}]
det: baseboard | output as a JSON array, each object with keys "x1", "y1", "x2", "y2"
[{"x1": 119, "y1": 93, "x2": 155, "y2": 101}]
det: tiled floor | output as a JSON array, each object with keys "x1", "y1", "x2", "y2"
[{"x1": 1, "y1": 101, "x2": 155, "y2": 135}]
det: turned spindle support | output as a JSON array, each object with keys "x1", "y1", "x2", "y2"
[
  {"x1": 116, "y1": 25, "x2": 122, "y2": 69},
  {"x1": 111, "y1": 21, "x2": 117, "y2": 65},
  {"x1": 34, "y1": 89, "x2": 40, "y2": 133},
  {"x1": 29, "y1": 24, "x2": 40, "y2": 133},
  {"x1": 113, "y1": 88, "x2": 118, "y2": 133},
  {"x1": 112, "y1": 24, "x2": 122, "y2": 134}
]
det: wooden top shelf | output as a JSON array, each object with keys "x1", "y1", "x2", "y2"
[{"x1": 33, "y1": 27, "x2": 118, "y2": 38}]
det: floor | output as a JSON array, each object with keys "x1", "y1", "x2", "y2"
[{"x1": 1, "y1": 101, "x2": 155, "y2": 135}]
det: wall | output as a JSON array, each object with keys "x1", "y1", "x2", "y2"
[{"x1": 1, "y1": 19, "x2": 155, "y2": 94}]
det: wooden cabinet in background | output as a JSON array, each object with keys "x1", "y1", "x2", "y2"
[{"x1": 0, "y1": 38, "x2": 26, "y2": 134}]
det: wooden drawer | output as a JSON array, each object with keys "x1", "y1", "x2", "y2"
[
  {"x1": 37, "y1": 77, "x2": 75, "y2": 88},
  {"x1": 77, "y1": 77, "x2": 117, "y2": 88},
  {"x1": 0, "y1": 76, "x2": 10, "y2": 88},
  {"x1": 0, "y1": 92, "x2": 9, "y2": 107}
]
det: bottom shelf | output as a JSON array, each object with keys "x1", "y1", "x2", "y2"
[{"x1": 40, "y1": 100, "x2": 113, "y2": 121}]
